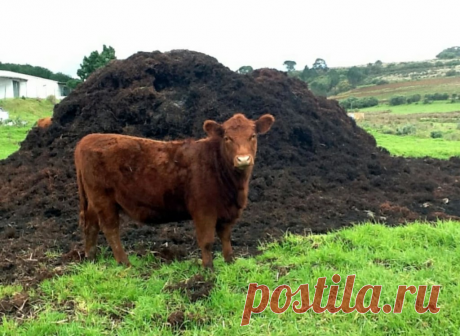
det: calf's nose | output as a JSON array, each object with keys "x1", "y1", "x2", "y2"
[{"x1": 236, "y1": 155, "x2": 252, "y2": 166}]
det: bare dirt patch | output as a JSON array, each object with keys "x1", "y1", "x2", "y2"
[
  {"x1": 0, "y1": 292, "x2": 31, "y2": 319},
  {"x1": 164, "y1": 274, "x2": 214, "y2": 302}
]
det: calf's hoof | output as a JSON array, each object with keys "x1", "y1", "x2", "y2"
[
  {"x1": 115, "y1": 255, "x2": 131, "y2": 267},
  {"x1": 120, "y1": 259, "x2": 132, "y2": 267},
  {"x1": 85, "y1": 247, "x2": 98, "y2": 261},
  {"x1": 224, "y1": 254, "x2": 235, "y2": 264},
  {"x1": 202, "y1": 261, "x2": 215, "y2": 272}
]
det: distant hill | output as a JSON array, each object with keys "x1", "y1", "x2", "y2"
[
  {"x1": 260, "y1": 46, "x2": 460, "y2": 100},
  {"x1": 330, "y1": 58, "x2": 460, "y2": 82},
  {"x1": 285, "y1": 57, "x2": 460, "y2": 99},
  {"x1": 330, "y1": 76, "x2": 460, "y2": 102}
]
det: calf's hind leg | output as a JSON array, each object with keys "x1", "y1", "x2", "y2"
[
  {"x1": 81, "y1": 206, "x2": 100, "y2": 260},
  {"x1": 96, "y1": 203, "x2": 131, "y2": 266}
]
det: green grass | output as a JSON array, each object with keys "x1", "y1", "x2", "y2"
[
  {"x1": 0, "y1": 127, "x2": 32, "y2": 159},
  {"x1": 358, "y1": 101, "x2": 460, "y2": 114},
  {"x1": 0, "y1": 98, "x2": 54, "y2": 159},
  {"x1": 366, "y1": 128, "x2": 460, "y2": 159},
  {"x1": 0, "y1": 98, "x2": 54, "y2": 123},
  {"x1": 1, "y1": 221, "x2": 459, "y2": 335}
]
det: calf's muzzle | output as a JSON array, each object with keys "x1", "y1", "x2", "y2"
[{"x1": 235, "y1": 155, "x2": 253, "y2": 169}]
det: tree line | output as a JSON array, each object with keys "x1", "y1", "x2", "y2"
[
  {"x1": 1, "y1": 45, "x2": 116, "y2": 91},
  {"x1": 237, "y1": 46, "x2": 460, "y2": 97},
  {"x1": 388, "y1": 93, "x2": 458, "y2": 106},
  {"x1": 238, "y1": 58, "x2": 389, "y2": 97},
  {"x1": 0, "y1": 62, "x2": 73, "y2": 83},
  {"x1": 4, "y1": 45, "x2": 459, "y2": 96}
]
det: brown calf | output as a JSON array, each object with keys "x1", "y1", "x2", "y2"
[
  {"x1": 74, "y1": 113, "x2": 275, "y2": 269},
  {"x1": 37, "y1": 117, "x2": 52, "y2": 128},
  {"x1": 354, "y1": 112, "x2": 365, "y2": 121},
  {"x1": 347, "y1": 112, "x2": 365, "y2": 121}
]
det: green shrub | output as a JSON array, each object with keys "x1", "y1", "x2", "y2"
[
  {"x1": 339, "y1": 96, "x2": 379, "y2": 109},
  {"x1": 390, "y1": 95, "x2": 406, "y2": 106},
  {"x1": 371, "y1": 78, "x2": 389, "y2": 86},
  {"x1": 446, "y1": 69, "x2": 457, "y2": 77},
  {"x1": 46, "y1": 95, "x2": 57, "y2": 105},
  {"x1": 424, "y1": 93, "x2": 449, "y2": 101},
  {"x1": 430, "y1": 131, "x2": 443, "y2": 139},
  {"x1": 359, "y1": 96, "x2": 379, "y2": 108},
  {"x1": 407, "y1": 94, "x2": 421, "y2": 104},
  {"x1": 396, "y1": 124, "x2": 416, "y2": 135}
]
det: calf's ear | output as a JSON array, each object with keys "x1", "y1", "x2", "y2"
[
  {"x1": 255, "y1": 114, "x2": 275, "y2": 134},
  {"x1": 203, "y1": 120, "x2": 224, "y2": 137}
]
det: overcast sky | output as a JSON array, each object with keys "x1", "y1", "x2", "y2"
[{"x1": 2, "y1": 0, "x2": 459, "y2": 78}]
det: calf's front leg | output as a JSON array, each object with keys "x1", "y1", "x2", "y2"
[
  {"x1": 193, "y1": 214, "x2": 217, "y2": 270},
  {"x1": 217, "y1": 221, "x2": 235, "y2": 264}
]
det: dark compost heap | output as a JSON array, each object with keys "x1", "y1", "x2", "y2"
[{"x1": 2, "y1": 50, "x2": 460, "y2": 287}]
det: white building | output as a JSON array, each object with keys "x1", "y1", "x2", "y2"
[
  {"x1": 0, "y1": 107, "x2": 9, "y2": 121},
  {"x1": 0, "y1": 70, "x2": 71, "y2": 100}
]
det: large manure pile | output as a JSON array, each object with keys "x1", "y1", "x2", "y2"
[{"x1": 1, "y1": 50, "x2": 460, "y2": 286}]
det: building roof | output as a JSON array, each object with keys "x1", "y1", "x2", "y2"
[
  {"x1": 0, "y1": 71, "x2": 28, "y2": 82},
  {"x1": 0, "y1": 70, "x2": 58, "y2": 83}
]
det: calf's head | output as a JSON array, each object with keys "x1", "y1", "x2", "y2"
[{"x1": 204, "y1": 113, "x2": 275, "y2": 171}]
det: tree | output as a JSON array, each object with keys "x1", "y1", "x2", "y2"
[
  {"x1": 436, "y1": 46, "x2": 460, "y2": 60},
  {"x1": 283, "y1": 60, "x2": 296, "y2": 72},
  {"x1": 309, "y1": 79, "x2": 329, "y2": 96},
  {"x1": 312, "y1": 58, "x2": 328, "y2": 71},
  {"x1": 237, "y1": 66, "x2": 253, "y2": 74},
  {"x1": 327, "y1": 69, "x2": 340, "y2": 88},
  {"x1": 77, "y1": 45, "x2": 116, "y2": 81},
  {"x1": 300, "y1": 65, "x2": 317, "y2": 81},
  {"x1": 336, "y1": 80, "x2": 353, "y2": 93},
  {"x1": 66, "y1": 78, "x2": 82, "y2": 90},
  {"x1": 346, "y1": 66, "x2": 365, "y2": 86},
  {"x1": 52, "y1": 72, "x2": 74, "y2": 83}
]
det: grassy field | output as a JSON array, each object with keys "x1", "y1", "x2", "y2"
[
  {"x1": 0, "y1": 98, "x2": 54, "y2": 159},
  {"x1": 0, "y1": 127, "x2": 32, "y2": 159},
  {"x1": 331, "y1": 76, "x2": 460, "y2": 101},
  {"x1": 0, "y1": 98, "x2": 55, "y2": 123},
  {"x1": 1, "y1": 221, "x2": 457, "y2": 335},
  {"x1": 357, "y1": 101, "x2": 460, "y2": 114},
  {"x1": 365, "y1": 129, "x2": 460, "y2": 159}
]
